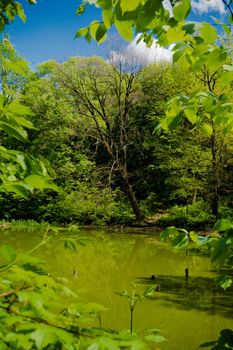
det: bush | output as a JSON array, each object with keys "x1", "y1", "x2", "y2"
[
  {"x1": 158, "y1": 200, "x2": 215, "y2": 230},
  {"x1": 41, "y1": 185, "x2": 134, "y2": 226}
]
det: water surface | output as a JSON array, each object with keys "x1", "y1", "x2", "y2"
[{"x1": 1, "y1": 229, "x2": 233, "y2": 350}]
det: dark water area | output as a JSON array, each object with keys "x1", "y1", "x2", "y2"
[{"x1": 1, "y1": 229, "x2": 233, "y2": 350}]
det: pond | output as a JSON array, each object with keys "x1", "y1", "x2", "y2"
[{"x1": 1, "y1": 229, "x2": 233, "y2": 350}]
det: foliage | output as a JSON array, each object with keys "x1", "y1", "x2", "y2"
[
  {"x1": 42, "y1": 186, "x2": 123, "y2": 226},
  {"x1": 0, "y1": 0, "x2": 36, "y2": 31},
  {"x1": 0, "y1": 39, "x2": 58, "y2": 199},
  {"x1": 158, "y1": 201, "x2": 215, "y2": 230},
  {"x1": 0, "y1": 237, "x2": 157, "y2": 350},
  {"x1": 0, "y1": 1, "x2": 233, "y2": 349},
  {"x1": 115, "y1": 283, "x2": 165, "y2": 341},
  {"x1": 161, "y1": 219, "x2": 233, "y2": 290}
]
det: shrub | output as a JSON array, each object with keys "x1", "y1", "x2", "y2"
[{"x1": 158, "y1": 200, "x2": 215, "y2": 230}]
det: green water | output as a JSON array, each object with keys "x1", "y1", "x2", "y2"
[{"x1": 1, "y1": 229, "x2": 233, "y2": 350}]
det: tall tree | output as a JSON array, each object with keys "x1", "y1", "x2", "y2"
[{"x1": 54, "y1": 55, "x2": 146, "y2": 222}]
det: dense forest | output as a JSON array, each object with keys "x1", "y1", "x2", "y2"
[
  {"x1": 1, "y1": 39, "x2": 233, "y2": 228},
  {"x1": 0, "y1": 0, "x2": 233, "y2": 350}
]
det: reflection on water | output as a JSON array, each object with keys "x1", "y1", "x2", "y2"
[
  {"x1": 137, "y1": 275, "x2": 233, "y2": 319},
  {"x1": 1, "y1": 230, "x2": 233, "y2": 350}
]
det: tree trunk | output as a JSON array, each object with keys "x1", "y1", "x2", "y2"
[
  {"x1": 210, "y1": 128, "x2": 219, "y2": 218},
  {"x1": 118, "y1": 166, "x2": 145, "y2": 223}
]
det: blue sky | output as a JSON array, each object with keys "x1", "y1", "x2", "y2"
[
  {"x1": 7, "y1": 0, "x2": 105, "y2": 64},
  {"x1": 6, "y1": 0, "x2": 227, "y2": 65}
]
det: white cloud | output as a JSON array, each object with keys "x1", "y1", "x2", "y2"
[
  {"x1": 162, "y1": 0, "x2": 173, "y2": 14},
  {"x1": 126, "y1": 35, "x2": 173, "y2": 65},
  {"x1": 191, "y1": 0, "x2": 226, "y2": 14}
]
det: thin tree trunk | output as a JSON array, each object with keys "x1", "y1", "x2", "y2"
[
  {"x1": 210, "y1": 128, "x2": 219, "y2": 218},
  {"x1": 118, "y1": 166, "x2": 145, "y2": 223}
]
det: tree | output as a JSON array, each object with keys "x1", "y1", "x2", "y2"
[
  {"x1": 53, "y1": 55, "x2": 147, "y2": 222},
  {"x1": 0, "y1": 38, "x2": 57, "y2": 198},
  {"x1": 0, "y1": 0, "x2": 36, "y2": 31}
]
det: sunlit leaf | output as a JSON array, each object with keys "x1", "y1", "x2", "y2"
[{"x1": 0, "y1": 244, "x2": 16, "y2": 262}]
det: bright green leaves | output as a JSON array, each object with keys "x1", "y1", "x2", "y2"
[
  {"x1": 75, "y1": 27, "x2": 90, "y2": 41},
  {"x1": 213, "y1": 219, "x2": 233, "y2": 231},
  {"x1": 2, "y1": 57, "x2": 29, "y2": 78},
  {"x1": 200, "y1": 123, "x2": 213, "y2": 137},
  {"x1": 200, "y1": 23, "x2": 218, "y2": 44},
  {"x1": 161, "y1": 226, "x2": 189, "y2": 249},
  {"x1": 161, "y1": 91, "x2": 233, "y2": 136},
  {"x1": 173, "y1": 0, "x2": 191, "y2": 21},
  {"x1": 0, "y1": 97, "x2": 35, "y2": 142},
  {"x1": 115, "y1": 20, "x2": 134, "y2": 41},
  {"x1": 76, "y1": 21, "x2": 107, "y2": 43},
  {"x1": 0, "y1": 0, "x2": 37, "y2": 31},
  {"x1": 218, "y1": 65, "x2": 233, "y2": 89},
  {"x1": 162, "y1": 220, "x2": 233, "y2": 290},
  {"x1": 102, "y1": 9, "x2": 113, "y2": 28},
  {"x1": 184, "y1": 108, "x2": 197, "y2": 124},
  {"x1": 4, "y1": 183, "x2": 32, "y2": 198},
  {"x1": 75, "y1": 0, "x2": 171, "y2": 44},
  {"x1": 24, "y1": 175, "x2": 58, "y2": 191},
  {"x1": 120, "y1": 0, "x2": 141, "y2": 14},
  {"x1": 116, "y1": 283, "x2": 165, "y2": 340},
  {"x1": 0, "y1": 39, "x2": 58, "y2": 199},
  {"x1": 30, "y1": 324, "x2": 59, "y2": 349}
]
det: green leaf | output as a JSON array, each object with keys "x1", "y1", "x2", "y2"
[
  {"x1": 30, "y1": 325, "x2": 57, "y2": 348},
  {"x1": 97, "y1": 0, "x2": 112, "y2": 10},
  {"x1": 115, "y1": 20, "x2": 134, "y2": 41},
  {"x1": 215, "y1": 275, "x2": 232, "y2": 290},
  {"x1": 171, "y1": 232, "x2": 188, "y2": 249},
  {"x1": 173, "y1": 0, "x2": 191, "y2": 21},
  {"x1": 0, "y1": 121, "x2": 28, "y2": 142},
  {"x1": 213, "y1": 219, "x2": 233, "y2": 232},
  {"x1": 189, "y1": 232, "x2": 208, "y2": 246},
  {"x1": 200, "y1": 23, "x2": 217, "y2": 44},
  {"x1": 89, "y1": 20, "x2": 103, "y2": 41},
  {"x1": 144, "y1": 334, "x2": 166, "y2": 343},
  {"x1": 200, "y1": 123, "x2": 212, "y2": 137},
  {"x1": 219, "y1": 70, "x2": 233, "y2": 88},
  {"x1": 160, "y1": 226, "x2": 179, "y2": 241},
  {"x1": 13, "y1": 116, "x2": 36, "y2": 129},
  {"x1": 173, "y1": 48, "x2": 186, "y2": 63},
  {"x1": 115, "y1": 290, "x2": 130, "y2": 298},
  {"x1": 0, "y1": 244, "x2": 16, "y2": 262},
  {"x1": 102, "y1": 9, "x2": 113, "y2": 28},
  {"x1": 95, "y1": 23, "x2": 107, "y2": 42},
  {"x1": 4, "y1": 183, "x2": 32, "y2": 198},
  {"x1": 15, "y1": 3, "x2": 26, "y2": 22},
  {"x1": 3, "y1": 59, "x2": 29, "y2": 77},
  {"x1": 184, "y1": 108, "x2": 197, "y2": 124},
  {"x1": 211, "y1": 236, "x2": 232, "y2": 266},
  {"x1": 24, "y1": 175, "x2": 58, "y2": 191},
  {"x1": 75, "y1": 27, "x2": 89, "y2": 39},
  {"x1": 120, "y1": 0, "x2": 141, "y2": 14},
  {"x1": 76, "y1": 4, "x2": 85, "y2": 15}
]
